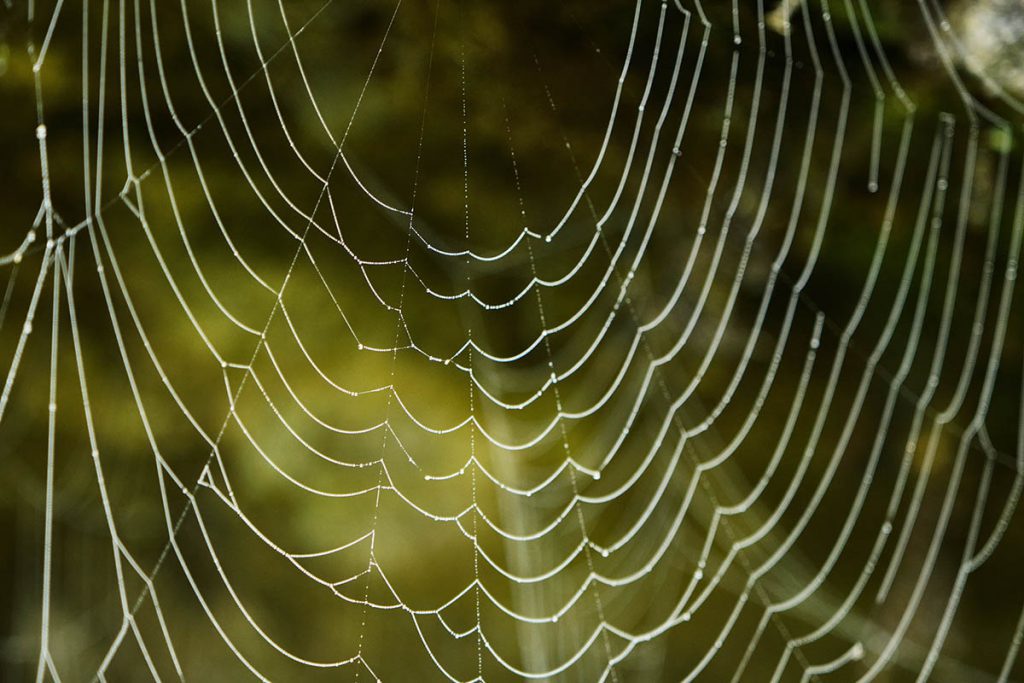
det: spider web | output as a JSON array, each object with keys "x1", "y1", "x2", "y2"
[{"x1": 2, "y1": 0, "x2": 1024, "y2": 680}]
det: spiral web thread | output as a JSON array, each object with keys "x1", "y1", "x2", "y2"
[{"x1": 3, "y1": 0, "x2": 1024, "y2": 680}]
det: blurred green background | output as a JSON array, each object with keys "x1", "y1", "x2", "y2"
[{"x1": 2, "y1": 0, "x2": 1024, "y2": 680}]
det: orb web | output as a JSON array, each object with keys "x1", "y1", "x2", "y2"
[{"x1": 2, "y1": 0, "x2": 1024, "y2": 681}]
